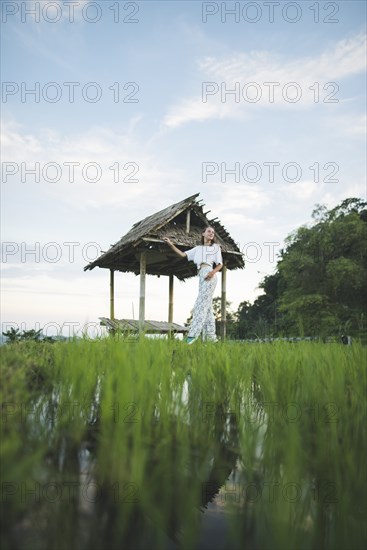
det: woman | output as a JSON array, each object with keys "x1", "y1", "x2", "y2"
[{"x1": 163, "y1": 227, "x2": 223, "y2": 344}]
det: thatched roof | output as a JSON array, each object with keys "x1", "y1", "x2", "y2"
[{"x1": 84, "y1": 193, "x2": 244, "y2": 280}]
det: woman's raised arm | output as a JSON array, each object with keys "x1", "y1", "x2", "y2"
[{"x1": 163, "y1": 237, "x2": 187, "y2": 258}]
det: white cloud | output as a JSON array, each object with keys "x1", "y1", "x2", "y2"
[
  {"x1": 322, "y1": 113, "x2": 366, "y2": 136},
  {"x1": 281, "y1": 180, "x2": 318, "y2": 201},
  {"x1": 163, "y1": 32, "x2": 366, "y2": 128},
  {"x1": 162, "y1": 99, "x2": 235, "y2": 129},
  {"x1": 1, "y1": 119, "x2": 186, "y2": 212},
  {"x1": 209, "y1": 184, "x2": 271, "y2": 214}
]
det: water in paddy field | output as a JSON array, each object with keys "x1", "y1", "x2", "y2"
[{"x1": 6, "y1": 382, "x2": 333, "y2": 550}]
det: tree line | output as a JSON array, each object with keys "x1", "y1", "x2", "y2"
[{"x1": 210, "y1": 198, "x2": 367, "y2": 340}]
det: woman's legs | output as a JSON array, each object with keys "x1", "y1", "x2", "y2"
[
  {"x1": 188, "y1": 267, "x2": 217, "y2": 340},
  {"x1": 202, "y1": 302, "x2": 217, "y2": 342}
]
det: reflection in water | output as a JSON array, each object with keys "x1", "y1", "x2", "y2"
[
  {"x1": 6, "y1": 365, "x2": 333, "y2": 550},
  {"x1": 10, "y1": 371, "x2": 246, "y2": 549},
  {"x1": 86, "y1": 396, "x2": 241, "y2": 550}
]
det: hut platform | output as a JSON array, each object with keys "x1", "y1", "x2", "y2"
[{"x1": 100, "y1": 316, "x2": 188, "y2": 335}]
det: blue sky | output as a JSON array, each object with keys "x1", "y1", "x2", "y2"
[{"x1": 1, "y1": 0, "x2": 366, "y2": 337}]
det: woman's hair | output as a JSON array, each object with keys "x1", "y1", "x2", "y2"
[{"x1": 201, "y1": 226, "x2": 216, "y2": 245}]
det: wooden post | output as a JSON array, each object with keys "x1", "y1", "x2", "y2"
[
  {"x1": 168, "y1": 274, "x2": 174, "y2": 338},
  {"x1": 220, "y1": 265, "x2": 227, "y2": 341},
  {"x1": 139, "y1": 251, "x2": 146, "y2": 335},
  {"x1": 186, "y1": 209, "x2": 191, "y2": 233},
  {"x1": 110, "y1": 269, "x2": 115, "y2": 320}
]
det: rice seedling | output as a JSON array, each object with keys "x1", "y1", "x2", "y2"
[{"x1": 1, "y1": 338, "x2": 366, "y2": 549}]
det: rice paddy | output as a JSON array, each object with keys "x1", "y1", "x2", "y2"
[{"x1": 1, "y1": 338, "x2": 366, "y2": 550}]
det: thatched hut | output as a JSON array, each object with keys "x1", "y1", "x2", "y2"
[{"x1": 84, "y1": 193, "x2": 244, "y2": 339}]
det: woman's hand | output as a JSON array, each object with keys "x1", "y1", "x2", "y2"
[
  {"x1": 163, "y1": 237, "x2": 172, "y2": 246},
  {"x1": 205, "y1": 271, "x2": 215, "y2": 280}
]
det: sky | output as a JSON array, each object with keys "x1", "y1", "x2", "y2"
[{"x1": 1, "y1": 0, "x2": 366, "y2": 338}]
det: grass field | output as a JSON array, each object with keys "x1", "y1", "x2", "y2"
[{"x1": 1, "y1": 338, "x2": 366, "y2": 550}]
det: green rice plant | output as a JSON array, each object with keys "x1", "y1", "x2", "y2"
[{"x1": 1, "y1": 338, "x2": 366, "y2": 549}]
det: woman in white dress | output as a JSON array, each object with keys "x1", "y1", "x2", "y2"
[{"x1": 163, "y1": 227, "x2": 223, "y2": 343}]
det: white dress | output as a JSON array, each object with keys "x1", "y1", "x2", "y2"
[{"x1": 185, "y1": 245, "x2": 223, "y2": 341}]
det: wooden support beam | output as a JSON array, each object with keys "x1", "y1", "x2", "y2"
[
  {"x1": 223, "y1": 250, "x2": 244, "y2": 256},
  {"x1": 168, "y1": 275, "x2": 174, "y2": 323},
  {"x1": 168, "y1": 274, "x2": 174, "y2": 338},
  {"x1": 110, "y1": 269, "x2": 115, "y2": 320},
  {"x1": 139, "y1": 251, "x2": 146, "y2": 334},
  {"x1": 186, "y1": 209, "x2": 191, "y2": 233},
  {"x1": 220, "y1": 265, "x2": 227, "y2": 342},
  {"x1": 142, "y1": 237, "x2": 187, "y2": 247},
  {"x1": 142, "y1": 237, "x2": 165, "y2": 243}
]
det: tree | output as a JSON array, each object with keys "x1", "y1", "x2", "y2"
[
  {"x1": 2, "y1": 327, "x2": 21, "y2": 343},
  {"x1": 21, "y1": 329, "x2": 43, "y2": 341},
  {"x1": 277, "y1": 198, "x2": 367, "y2": 336},
  {"x1": 2, "y1": 328, "x2": 57, "y2": 344},
  {"x1": 236, "y1": 272, "x2": 286, "y2": 339},
  {"x1": 236, "y1": 197, "x2": 367, "y2": 339}
]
